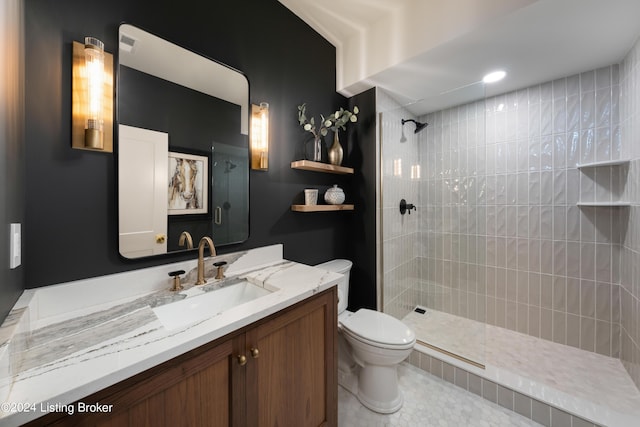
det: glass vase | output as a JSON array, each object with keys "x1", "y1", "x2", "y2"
[
  {"x1": 313, "y1": 134, "x2": 322, "y2": 162},
  {"x1": 303, "y1": 134, "x2": 326, "y2": 162}
]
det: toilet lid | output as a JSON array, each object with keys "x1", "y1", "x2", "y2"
[{"x1": 340, "y1": 309, "x2": 415, "y2": 348}]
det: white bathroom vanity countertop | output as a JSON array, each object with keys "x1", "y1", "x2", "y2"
[{"x1": 0, "y1": 244, "x2": 341, "y2": 427}]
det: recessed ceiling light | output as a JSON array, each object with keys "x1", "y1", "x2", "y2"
[{"x1": 483, "y1": 70, "x2": 506, "y2": 84}]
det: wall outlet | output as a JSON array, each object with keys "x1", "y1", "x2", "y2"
[{"x1": 9, "y1": 223, "x2": 21, "y2": 269}]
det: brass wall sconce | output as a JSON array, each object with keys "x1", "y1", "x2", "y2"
[
  {"x1": 72, "y1": 37, "x2": 113, "y2": 152},
  {"x1": 250, "y1": 102, "x2": 269, "y2": 170}
]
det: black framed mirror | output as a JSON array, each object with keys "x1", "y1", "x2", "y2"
[{"x1": 117, "y1": 24, "x2": 249, "y2": 259}]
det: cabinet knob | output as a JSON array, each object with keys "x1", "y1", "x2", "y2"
[
  {"x1": 237, "y1": 355, "x2": 247, "y2": 366},
  {"x1": 250, "y1": 347, "x2": 259, "y2": 359}
]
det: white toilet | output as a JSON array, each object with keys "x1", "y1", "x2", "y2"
[{"x1": 317, "y1": 259, "x2": 416, "y2": 414}]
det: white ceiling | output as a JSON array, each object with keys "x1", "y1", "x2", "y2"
[{"x1": 278, "y1": 0, "x2": 640, "y2": 115}]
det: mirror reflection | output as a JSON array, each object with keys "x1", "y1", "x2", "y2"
[{"x1": 117, "y1": 24, "x2": 250, "y2": 259}]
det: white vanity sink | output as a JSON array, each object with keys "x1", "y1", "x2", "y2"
[
  {"x1": 152, "y1": 281, "x2": 272, "y2": 331},
  {"x1": 1, "y1": 244, "x2": 348, "y2": 427}
]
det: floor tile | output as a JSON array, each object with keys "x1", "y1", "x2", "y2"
[{"x1": 338, "y1": 363, "x2": 541, "y2": 426}]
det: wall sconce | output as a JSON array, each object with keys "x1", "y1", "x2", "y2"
[
  {"x1": 72, "y1": 37, "x2": 113, "y2": 152},
  {"x1": 251, "y1": 102, "x2": 269, "y2": 170}
]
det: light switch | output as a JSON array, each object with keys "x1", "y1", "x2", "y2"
[{"x1": 10, "y1": 223, "x2": 21, "y2": 269}]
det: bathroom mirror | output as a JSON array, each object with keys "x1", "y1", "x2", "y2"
[{"x1": 117, "y1": 24, "x2": 249, "y2": 259}]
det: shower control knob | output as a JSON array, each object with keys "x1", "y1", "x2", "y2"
[{"x1": 399, "y1": 199, "x2": 417, "y2": 215}]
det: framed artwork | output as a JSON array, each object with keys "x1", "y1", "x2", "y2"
[{"x1": 168, "y1": 150, "x2": 209, "y2": 215}]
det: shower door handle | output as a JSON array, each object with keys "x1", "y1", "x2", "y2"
[{"x1": 214, "y1": 206, "x2": 222, "y2": 225}]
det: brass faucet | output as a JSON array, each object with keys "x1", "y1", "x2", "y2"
[
  {"x1": 178, "y1": 231, "x2": 194, "y2": 249},
  {"x1": 196, "y1": 237, "x2": 216, "y2": 285}
]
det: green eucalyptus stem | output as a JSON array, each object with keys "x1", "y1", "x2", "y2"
[{"x1": 298, "y1": 103, "x2": 359, "y2": 141}]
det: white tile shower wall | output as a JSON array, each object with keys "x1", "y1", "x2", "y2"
[
  {"x1": 377, "y1": 89, "x2": 422, "y2": 319},
  {"x1": 419, "y1": 65, "x2": 624, "y2": 358},
  {"x1": 620, "y1": 35, "x2": 640, "y2": 390}
]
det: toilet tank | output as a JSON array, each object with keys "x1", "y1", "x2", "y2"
[{"x1": 316, "y1": 259, "x2": 352, "y2": 315}]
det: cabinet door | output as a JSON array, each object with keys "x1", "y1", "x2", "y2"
[
  {"x1": 102, "y1": 336, "x2": 245, "y2": 427},
  {"x1": 245, "y1": 289, "x2": 337, "y2": 427},
  {"x1": 31, "y1": 335, "x2": 245, "y2": 427}
]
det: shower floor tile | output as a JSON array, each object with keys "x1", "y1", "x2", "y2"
[
  {"x1": 403, "y1": 309, "x2": 485, "y2": 364},
  {"x1": 402, "y1": 308, "x2": 640, "y2": 424},
  {"x1": 338, "y1": 362, "x2": 540, "y2": 427}
]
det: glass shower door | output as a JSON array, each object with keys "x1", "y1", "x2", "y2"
[{"x1": 379, "y1": 83, "x2": 487, "y2": 367}]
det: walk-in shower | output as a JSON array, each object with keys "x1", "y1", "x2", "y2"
[
  {"x1": 380, "y1": 82, "x2": 487, "y2": 367},
  {"x1": 377, "y1": 65, "x2": 640, "y2": 424},
  {"x1": 211, "y1": 143, "x2": 248, "y2": 244}
]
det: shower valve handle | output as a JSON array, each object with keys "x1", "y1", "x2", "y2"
[{"x1": 400, "y1": 199, "x2": 416, "y2": 215}]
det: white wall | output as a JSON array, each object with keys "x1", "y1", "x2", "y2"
[{"x1": 377, "y1": 89, "x2": 421, "y2": 319}]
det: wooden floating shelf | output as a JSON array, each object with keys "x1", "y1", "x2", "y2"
[
  {"x1": 291, "y1": 160, "x2": 354, "y2": 175},
  {"x1": 291, "y1": 204, "x2": 355, "y2": 212},
  {"x1": 576, "y1": 159, "x2": 630, "y2": 168},
  {"x1": 577, "y1": 202, "x2": 631, "y2": 207}
]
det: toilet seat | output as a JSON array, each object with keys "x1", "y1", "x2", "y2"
[{"x1": 340, "y1": 309, "x2": 415, "y2": 350}]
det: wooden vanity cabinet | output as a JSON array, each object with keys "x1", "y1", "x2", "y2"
[
  {"x1": 26, "y1": 288, "x2": 336, "y2": 427},
  {"x1": 246, "y1": 289, "x2": 336, "y2": 427}
]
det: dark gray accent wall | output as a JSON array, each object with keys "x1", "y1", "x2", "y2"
[
  {"x1": 23, "y1": 0, "x2": 353, "y2": 289},
  {"x1": 0, "y1": 0, "x2": 26, "y2": 321},
  {"x1": 346, "y1": 88, "x2": 377, "y2": 310}
]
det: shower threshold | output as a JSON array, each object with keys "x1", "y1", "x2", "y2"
[
  {"x1": 416, "y1": 339, "x2": 485, "y2": 370},
  {"x1": 402, "y1": 307, "x2": 640, "y2": 427}
]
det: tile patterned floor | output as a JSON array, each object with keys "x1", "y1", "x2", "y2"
[
  {"x1": 338, "y1": 363, "x2": 541, "y2": 427},
  {"x1": 403, "y1": 309, "x2": 485, "y2": 364},
  {"x1": 402, "y1": 309, "x2": 640, "y2": 417}
]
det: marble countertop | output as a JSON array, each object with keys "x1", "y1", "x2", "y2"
[{"x1": 0, "y1": 244, "x2": 341, "y2": 427}]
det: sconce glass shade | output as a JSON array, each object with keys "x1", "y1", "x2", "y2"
[
  {"x1": 251, "y1": 102, "x2": 269, "y2": 170},
  {"x1": 84, "y1": 37, "x2": 105, "y2": 148},
  {"x1": 72, "y1": 37, "x2": 113, "y2": 152}
]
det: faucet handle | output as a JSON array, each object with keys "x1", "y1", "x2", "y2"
[
  {"x1": 168, "y1": 270, "x2": 185, "y2": 291},
  {"x1": 213, "y1": 261, "x2": 228, "y2": 280}
]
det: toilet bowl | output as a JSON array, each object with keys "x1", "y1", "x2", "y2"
[{"x1": 316, "y1": 259, "x2": 416, "y2": 414}]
